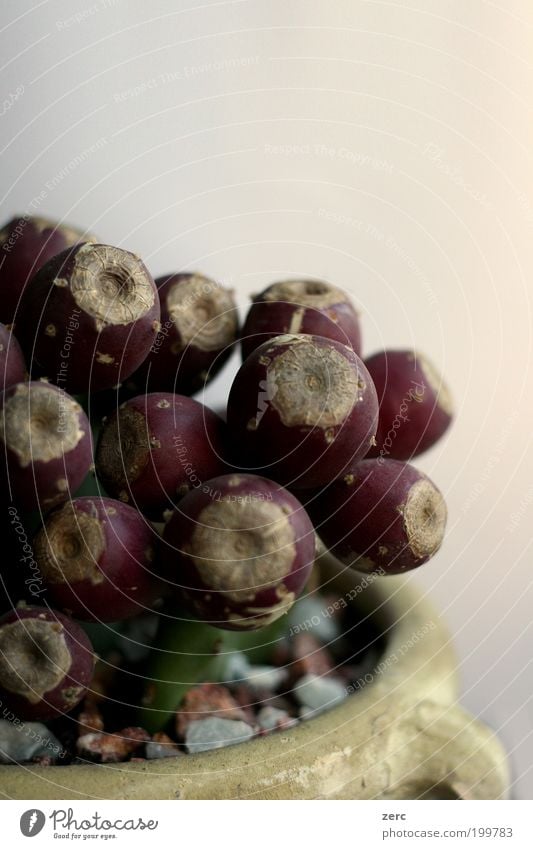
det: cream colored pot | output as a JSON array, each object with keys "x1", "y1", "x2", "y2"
[{"x1": 0, "y1": 554, "x2": 509, "y2": 800}]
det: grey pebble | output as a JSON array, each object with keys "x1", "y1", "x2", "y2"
[
  {"x1": 256, "y1": 706, "x2": 296, "y2": 732},
  {"x1": 185, "y1": 718, "x2": 254, "y2": 754},
  {"x1": 224, "y1": 651, "x2": 251, "y2": 683},
  {"x1": 288, "y1": 596, "x2": 341, "y2": 643},
  {"x1": 225, "y1": 654, "x2": 286, "y2": 692},
  {"x1": 145, "y1": 741, "x2": 180, "y2": 760},
  {"x1": 117, "y1": 614, "x2": 160, "y2": 662},
  {"x1": 243, "y1": 665, "x2": 287, "y2": 692},
  {"x1": 293, "y1": 673, "x2": 347, "y2": 713},
  {"x1": 0, "y1": 720, "x2": 63, "y2": 764}
]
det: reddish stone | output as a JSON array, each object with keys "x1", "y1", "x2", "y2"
[
  {"x1": 175, "y1": 683, "x2": 246, "y2": 739},
  {"x1": 76, "y1": 726, "x2": 150, "y2": 763}
]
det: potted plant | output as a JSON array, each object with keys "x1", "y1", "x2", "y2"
[{"x1": 0, "y1": 220, "x2": 509, "y2": 799}]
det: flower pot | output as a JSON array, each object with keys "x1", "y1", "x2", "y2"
[{"x1": 0, "y1": 552, "x2": 509, "y2": 799}]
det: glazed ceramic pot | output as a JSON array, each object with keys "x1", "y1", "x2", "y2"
[{"x1": 0, "y1": 551, "x2": 509, "y2": 800}]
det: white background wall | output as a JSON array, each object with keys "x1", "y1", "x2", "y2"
[{"x1": 1, "y1": 0, "x2": 532, "y2": 798}]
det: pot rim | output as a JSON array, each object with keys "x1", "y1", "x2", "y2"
[{"x1": 0, "y1": 554, "x2": 464, "y2": 799}]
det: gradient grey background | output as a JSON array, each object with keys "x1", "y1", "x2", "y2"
[{"x1": 1, "y1": 0, "x2": 532, "y2": 798}]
